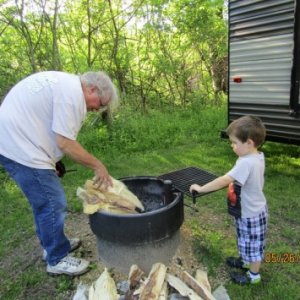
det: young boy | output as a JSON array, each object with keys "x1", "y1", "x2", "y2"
[{"x1": 190, "y1": 115, "x2": 268, "y2": 285}]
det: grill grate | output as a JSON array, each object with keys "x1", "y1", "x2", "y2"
[{"x1": 158, "y1": 166, "x2": 218, "y2": 201}]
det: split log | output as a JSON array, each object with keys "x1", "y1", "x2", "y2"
[
  {"x1": 77, "y1": 187, "x2": 137, "y2": 215},
  {"x1": 139, "y1": 263, "x2": 167, "y2": 300},
  {"x1": 128, "y1": 264, "x2": 145, "y2": 289},
  {"x1": 89, "y1": 268, "x2": 119, "y2": 300},
  {"x1": 166, "y1": 274, "x2": 203, "y2": 300},
  {"x1": 77, "y1": 177, "x2": 144, "y2": 215},
  {"x1": 89, "y1": 177, "x2": 144, "y2": 211},
  {"x1": 195, "y1": 269, "x2": 211, "y2": 292},
  {"x1": 158, "y1": 281, "x2": 168, "y2": 300},
  {"x1": 179, "y1": 271, "x2": 216, "y2": 300},
  {"x1": 133, "y1": 279, "x2": 146, "y2": 297}
]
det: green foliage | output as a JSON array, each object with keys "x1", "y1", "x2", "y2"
[
  {"x1": 0, "y1": 180, "x2": 34, "y2": 257},
  {"x1": 78, "y1": 104, "x2": 227, "y2": 158},
  {"x1": 0, "y1": 0, "x2": 227, "y2": 106}
]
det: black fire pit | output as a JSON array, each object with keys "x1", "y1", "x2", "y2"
[{"x1": 89, "y1": 176, "x2": 184, "y2": 273}]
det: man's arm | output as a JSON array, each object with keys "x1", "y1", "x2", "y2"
[{"x1": 56, "y1": 134, "x2": 112, "y2": 188}]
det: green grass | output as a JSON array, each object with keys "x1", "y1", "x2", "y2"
[{"x1": 1, "y1": 104, "x2": 300, "y2": 299}]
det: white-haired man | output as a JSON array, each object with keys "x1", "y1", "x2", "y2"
[{"x1": 0, "y1": 71, "x2": 118, "y2": 276}]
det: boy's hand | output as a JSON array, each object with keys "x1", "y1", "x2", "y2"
[{"x1": 190, "y1": 184, "x2": 201, "y2": 193}]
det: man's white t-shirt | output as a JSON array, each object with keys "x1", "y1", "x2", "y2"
[
  {"x1": 227, "y1": 153, "x2": 267, "y2": 218},
  {"x1": 0, "y1": 71, "x2": 87, "y2": 169}
]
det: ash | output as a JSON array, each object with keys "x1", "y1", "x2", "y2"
[{"x1": 139, "y1": 193, "x2": 164, "y2": 212}]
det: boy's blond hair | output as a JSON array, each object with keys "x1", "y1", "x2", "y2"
[{"x1": 226, "y1": 115, "x2": 266, "y2": 147}]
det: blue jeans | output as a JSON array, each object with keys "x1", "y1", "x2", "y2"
[{"x1": 0, "y1": 154, "x2": 70, "y2": 265}]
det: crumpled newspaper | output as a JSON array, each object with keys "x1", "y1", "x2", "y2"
[
  {"x1": 72, "y1": 269, "x2": 118, "y2": 300},
  {"x1": 72, "y1": 283, "x2": 89, "y2": 300}
]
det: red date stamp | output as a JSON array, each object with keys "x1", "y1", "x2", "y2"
[{"x1": 264, "y1": 252, "x2": 300, "y2": 263}]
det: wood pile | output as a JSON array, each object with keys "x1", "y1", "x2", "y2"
[
  {"x1": 76, "y1": 177, "x2": 144, "y2": 215},
  {"x1": 89, "y1": 263, "x2": 216, "y2": 300}
]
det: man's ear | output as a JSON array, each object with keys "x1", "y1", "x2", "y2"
[
  {"x1": 82, "y1": 84, "x2": 93, "y2": 97},
  {"x1": 89, "y1": 86, "x2": 97, "y2": 95}
]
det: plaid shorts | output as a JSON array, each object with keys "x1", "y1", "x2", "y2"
[{"x1": 235, "y1": 207, "x2": 268, "y2": 263}]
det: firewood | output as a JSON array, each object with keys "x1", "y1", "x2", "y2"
[
  {"x1": 128, "y1": 264, "x2": 145, "y2": 289},
  {"x1": 96, "y1": 177, "x2": 145, "y2": 211},
  {"x1": 104, "y1": 192, "x2": 138, "y2": 211},
  {"x1": 109, "y1": 177, "x2": 145, "y2": 211},
  {"x1": 158, "y1": 281, "x2": 168, "y2": 300},
  {"x1": 77, "y1": 177, "x2": 144, "y2": 215},
  {"x1": 77, "y1": 186, "x2": 102, "y2": 204},
  {"x1": 166, "y1": 274, "x2": 203, "y2": 300},
  {"x1": 77, "y1": 187, "x2": 138, "y2": 215},
  {"x1": 139, "y1": 263, "x2": 167, "y2": 300},
  {"x1": 179, "y1": 271, "x2": 216, "y2": 300},
  {"x1": 76, "y1": 187, "x2": 105, "y2": 214},
  {"x1": 133, "y1": 279, "x2": 146, "y2": 297},
  {"x1": 195, "y1": 269, "x2": 211, "y2": 292}
]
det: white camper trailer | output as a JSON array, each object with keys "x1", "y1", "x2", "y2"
[{"x1": 228, "y1": 0, "x2": 300, "y2": 145}]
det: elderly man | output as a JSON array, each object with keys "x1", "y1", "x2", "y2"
[{"x1": 0, "y1": 71, "x2": 118, "y2": 276}]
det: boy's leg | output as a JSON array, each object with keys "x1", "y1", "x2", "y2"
[
  {"x1": 231, "y1": 209, "x2": 268, "y2": 285},
  {"x1": 226, "y1": 217, "x2": 250, "y2": 270},
  {"x1": 245, "y1": 261, "x2": 262, "y2": 284},
  {"x1": 249, "y1": 261, "x2": 261, "y2": 273}
]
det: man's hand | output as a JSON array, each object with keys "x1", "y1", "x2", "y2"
[
  {"x1": 56, "y1": 134, "x2": 113, "y2": 188},
  {"x1": 93, "y1": 164, "x2": 113, "y2": 190}
]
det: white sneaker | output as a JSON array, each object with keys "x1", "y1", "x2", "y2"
[
  {"x1": 42, "y1": 238, "x2": 81, "y2": 261},
  {"x1": 47, "y1": 255, "x2": 90, "y2": 276}
]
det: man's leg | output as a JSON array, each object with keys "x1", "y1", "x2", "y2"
[{"x1": 0, "y1": 155, "x2": 70, "y2": 265}]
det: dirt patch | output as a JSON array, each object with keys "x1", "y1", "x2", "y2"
[
  {"x1": 1, "y1": 208, "x2": 230, "y2": 299},
  {"x1": 67, "y1": 209, "x2": 230, "y2": 295}
]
